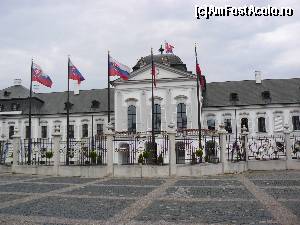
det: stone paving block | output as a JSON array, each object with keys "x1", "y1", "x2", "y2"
[
  {"x1": 27, "y1": 177, "x2": 98, "y2": 184},
  {"x1": 0, "y1": 175, "x2": 36, "y2": 182},
  {"x1": 64, "y1": 185, "x2": 155, "y2": 197},
  {"x1": 0, "y1": 196, "x2": 134, "y2": 220},
  {"x1": 165, "y1": 186, "x2": 254, "y2": 199},
  {"x1": 0, "y1": 183, "x2": 68, "y2": 193},
  {"x1": 174, "y1": 179, "x2": 243, "y2": 187},
  {"x1": 99, "y1": 178, "x2": 165, "y2": 186},
  {"x1": 280, "y1": 201, "x2": 300, "y2": 218},
  {"x1": 252, "y1": 179, "x2": 300, "y2": 187},
  {"x1": 264, "y1": 188, "x2": 300, "y2": 200},
  {"x1": 0, "y1": 193, "x2": 28, "y2": 202},
  {"x1": 246, "y1": 171, "x2": 300, "y2": 180},
  {"x1": 135, "y1": 200, "x2": 273, "y2": 224}
]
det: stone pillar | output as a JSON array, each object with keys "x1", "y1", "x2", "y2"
[
  {"x1": 52, "y1": 125, "x2": 61, "y2": 175},
  {"x1": 284, "y1": 124, "x2": 292, "y2": 162},
  {"x1": 168, "y1": 122, "x2": 176, "y2": 177},
  {"x1": 218, "y1": 124, "x2": 227, "y2": 173},
  {"x1": 105, "y1": 123, "x2": 114, "y2": 176},
  {"x1": 12, "y1": 127, "x2": 21, "y2": 172},
  {"x1": 241, "y1": 125, "x2": 249, "y2": 162}
]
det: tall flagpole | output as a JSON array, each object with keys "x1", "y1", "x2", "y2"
[
  {"x1": 66, "y1": 56, "x2": 70, "y2": 165},
  {"x1": 28, "y1": 59, "x2": 33, "y2": 164},
  {"x1": 108, "y1": 51, "x2": 111, "y2": 124},
  {"x1": 151, "y1": 48, "x2": 156, "y2": 162},
  {"x1": 195, "y1": 44, "x2": 202, "y2": 148}
]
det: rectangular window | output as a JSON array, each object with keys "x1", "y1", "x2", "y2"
[
  {"x1": 207, "y1": 118, "x2": 215, "y2": 131},
  {"x1": 97, "y1": 124, "x2": 103, "y2": 135},
  {"x1": 82, "y1": 124, "x2": 88, "y2": 138},
  {"x1": 25, "y1": 126, "x2": 30, "y2": 139},
  {"x1": 9, "y1": 126, "x2": 14, "y2": 139},
  {"x1": 68, "y1": 125, "x2": 74, "y2": 139},
  {"x1": 224, "y1": 118, "x2": 232, "y2": 133},
  {"x1": 41, "y1": 126, "x2": 47, "y2": 138},
  {"x1": 292, "y1": 116, "x2": 300, "y2": 131},
  {"x1": 258, "y1": 117, "x2": 266, "y2": 132}
]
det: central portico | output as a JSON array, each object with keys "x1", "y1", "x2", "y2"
[{"x1": 113, "y1": 53, "x2": 202, "y2": 132}]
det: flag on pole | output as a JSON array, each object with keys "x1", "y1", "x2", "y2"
[
  {"x1": 32, "y1": 63, "x2": 53, "y2": 88},
  {"x1": 108, "y1": 56, "x2": 130, "y2": 80},
  {"x1": 68, "y1": 60, "x2": 85, "y2": 84},
  {"x1": 151, "y1": 56, "x2": 157, "y2": 88},
  {"x1": 165, "y1": 41, "x2": 174, "y2": 54},
  {"x1": 195, "y1": 49, "x2": 206, "y2": 91}
]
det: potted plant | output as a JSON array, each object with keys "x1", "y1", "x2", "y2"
[
  {"x1": 89, "y1": 150, "x2": 97, "y2": 165},
  {"x1": 45, "y1": 151, "x2": 53, "y2": 165},
  {"x1": 157, "y1": 153, "x2": 164, "y2": 165},
  {"x1": 191, "y1": 153, "x2": 196, "y2": 165},
  {"x1": 138, "y1": 153, "x2": 144, "y2": 165},
  {"x1": 97, "y1": 153, "x2": 102, "y2": 165},
  {"x1": 143, "y1": 150, "x2": 150, "y2": 164},
  {"x1": 195, "y1": 148, "x2": 203, "y2": 163}
]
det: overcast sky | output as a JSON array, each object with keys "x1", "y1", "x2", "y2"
[{"x1": 0, "y1": 0, "x2": 299, "y2": 92}]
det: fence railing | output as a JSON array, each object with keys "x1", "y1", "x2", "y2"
[
  {"x1": 175, "y1": 133, "x2": 220, "y2": 164},
  {"x1": 0, "y1": 140, "x2": 12, "y2": 165},
  {"x1": 113, "y1": 133, "x2": 169, "y2": 165},
  {"x1": 19, "y1": 138, "x2": 53, "y2": 165},
  {"x1": 226, "y1": 135, "x2": 246, "y2": 162},
  {"x1": 291, "y1": 134, "x2": 300, "y2": 159},
  {"x1": 59, "y1": 136, "x2": 107, "y2": 166},
  {"x1": 247, "y1": 135, "x2": 286, "y2": 160}
]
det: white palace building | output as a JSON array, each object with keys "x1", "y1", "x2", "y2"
[{"x1": 0, "y1": 53, "x2": 300, "y2": 141}]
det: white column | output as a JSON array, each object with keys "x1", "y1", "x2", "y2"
[
  {"x1": 168, "y1": 122, "x2": 176, "y2": 177},
  {"x1": 218, "y1": 124, "x2": 227, "y2": 173},
  {"x1": 284, "y1": 124, "x2": 292, "y2": 161},
  {"x1": 12, "y1": 127, "x2": 20, "y2": 172},
  {"x1": 241, "y1": 125, "x2": 249, "y2": 162},
  {"x1": 52, "y1": 125, "x2": 61, "y2": 175},
  {"x1": 105, "y1": 123, "x2": 114, "y2": 176}
]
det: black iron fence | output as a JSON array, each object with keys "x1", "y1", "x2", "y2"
[
  {"x1": 19, "y1": 138, "x2": 53, "y2": 165},
  {"x1": 226, "y1": 135, "x2": 246, "y2": 162},
  {"x1": 247, "y1": 135, "x2": 286, "y2": 160},
  {"x1": 175, "y1": 134, "x2": 220, "y2": 164},
  {"x1": 113, "y1": 132, "x2": 169, "y2": 165},
  {"x1": 60, "y1": 135, "x2": 107, "y2": 166},
  {"x1": 0, "y1": 140, "x2": 11, "y2": 165},
  {"x1": 291, "y1": 134, "x2": 300, "y2": 159}
]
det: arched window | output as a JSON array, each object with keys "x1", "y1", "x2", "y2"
[
  {"x1": 153, "y1": 104, "x2": 161, "y2": 132},
  {"x1": 177, "y1": 103, "x2": 187, "y2": 130},
  {"x1": 241, "y1": 118, "x2": 249, "y2": 132},
  {"x1": 128, "y1": 105, "x2": 136, "y2": 133}
]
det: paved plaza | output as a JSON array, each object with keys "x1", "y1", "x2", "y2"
[{"x1": 0, "y1": 171, "x2": 299, "y2": 225}]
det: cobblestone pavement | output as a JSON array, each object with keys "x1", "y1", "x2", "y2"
[{"x1": 0, "y1": 171, "x2": 299, "y2": 225}]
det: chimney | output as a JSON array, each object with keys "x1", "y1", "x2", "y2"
[
  {"x1": 13, "y1": 79, "x2": 22, "y2": 86},
  {"x1": 255, "y1": 71, "x2": 262, "y2": 84}
]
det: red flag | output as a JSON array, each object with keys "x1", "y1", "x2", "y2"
[{"x1": 152, "y1": 61, "x2": 157, "y2": 88}]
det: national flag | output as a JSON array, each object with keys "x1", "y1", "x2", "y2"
[
  {"x1": 165, "y1": 41, "x2": 174, "y2": 54},
  {"x1": 195, "y1": 48, "x2": 206, "y2": 91},
  {"x1": 31, "y1": 63, "x2": 53, "y2": 88},
  {"x1": 108, "y1": 56, "x2": 130, "y2": 80},
  {"x1": 152, "y1": 61, "x2": 157, "y2": 88},
  {"x1": 68, "y1": 60, "x2": 85, "y2": 84}
]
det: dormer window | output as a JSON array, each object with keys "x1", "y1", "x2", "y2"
[
  {"x1": 230, "y1": 93, "x2": 239, "y2": 101},
  {"x1": 91, "y1": 100, "x2": 100, "y2": 109},
  {"x1": 64, "y1": 102, "x2": 73, "y2": 110},
  {"x1": 4, "y1": 91, "x2": 11, "y2": 97},
  {"x1": 262, "y1": 91, "x2": 271, "y2": 99}
]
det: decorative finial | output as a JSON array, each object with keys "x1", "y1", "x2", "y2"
[{"x1": 158, "y1": 45, "x2": 164, "y2": 54}]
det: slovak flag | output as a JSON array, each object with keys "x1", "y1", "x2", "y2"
[
  {"x1": 165, "y1": 42, "x2": 174, "y2": 54},
  {"x1": 109, "y1": 56, "x2": 130, "y2": 80},
  {"x1": 31, "y1": 63, "x2": 53, "y2": 88},
  {"x1": 68, "y1": 60, "x2": 85, "y2": 84}
]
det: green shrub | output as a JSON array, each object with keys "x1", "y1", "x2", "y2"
[
  {"x1": 195, "y1": 149, "x2": 203, "y2": 158},
  {"x1": 143, "y1": 150, "x2": 151, "y2": 159},
  {"x1": 45, "y1": 151, "x2": 53, "y2": 159},
  {"x1": 138, "y1": 154, "x2": 144, "y2": 164}
]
